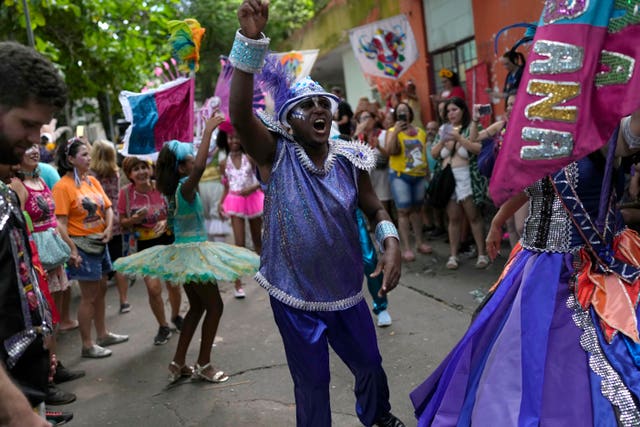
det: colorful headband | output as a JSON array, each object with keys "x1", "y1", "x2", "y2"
[{"x1": 65, "y1": 137, "x2": 82, "y2": 156}]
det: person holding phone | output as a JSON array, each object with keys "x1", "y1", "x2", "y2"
[
  {"x1": 386, "y1": 102, "x2": 432, "y2": 261},
  {"x1": 431, "y1": 97, "x2": 488, "y2": 270},
  {"x1": 472, "y1": 93, "x2": 527, "y2": 248}
]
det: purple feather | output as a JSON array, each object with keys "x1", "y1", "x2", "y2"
[{"x1": 258, "y1": 54, "x2": 293, "y2": 120}]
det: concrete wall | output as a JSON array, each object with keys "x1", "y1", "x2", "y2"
[
  {"x1": 424, "y1": 0, "x2": 475, "y2": 51},
  {"x1": 342, "y1": 48, "x2": 375, "y2": 109}
]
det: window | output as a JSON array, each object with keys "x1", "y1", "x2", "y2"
[{"x1": 431, "y1": 37, "x2": 477, "y2": 95}]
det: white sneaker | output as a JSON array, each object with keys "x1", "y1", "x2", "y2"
[
  {"x1": 234, "y1": 288, "x2": 246, "y2": 299},
  {"x1": 377, "y1": 310, "x2": 392, "y2": 327}
]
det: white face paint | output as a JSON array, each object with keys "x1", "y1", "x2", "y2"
[
  {"x1": 290, "y1": 96, "x2": 333, "y2": 123},
  {"x1": 290, "y1": 109, "x2": 306, "y2": 121}
]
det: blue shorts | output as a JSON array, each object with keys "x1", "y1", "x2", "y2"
[
  {"x1": 67, "y1": 247, "x2": 113, "y2": 281},
  {"x1": 389, "y1": 172, "x2": 426, "y2": 209}
]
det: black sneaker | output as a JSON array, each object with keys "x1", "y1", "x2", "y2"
[
  {"x1": 154, "y1": 325, "x2": 172, "y2": 345},
  {"x1": 375, "y1": 412, "x2": 406, "y2": 427},
  {"x1": 429, "y1": 227, "x2": 446, "y2": 238},
  {"x1": 45, "y1": 384, "x2": 76, "y2": 406},
  {"x1": 53, "y1": 360, "x2": 85, "y2": 384},
  {"x1": 46, "y1": 409, "x2": 73, "y2": 426},
  {"x1": 119, "y1": 302, "x2": 131, "y2": 314},
  {"x1": 172, "y1": 315, "x2": 184, "y2": 332}
]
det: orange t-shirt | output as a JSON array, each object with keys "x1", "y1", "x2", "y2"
[{"x1": 52, "y1": 175, "x2": 112, "y2": 236}]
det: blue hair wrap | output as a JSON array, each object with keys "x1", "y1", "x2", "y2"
[{"x1": 166, "y1": 140, "x2": 194, "y2": 171}]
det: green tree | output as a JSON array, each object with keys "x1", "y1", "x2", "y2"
[
  {"x1": 184, "y1": 0, "x2": 325, "y2": 99},
  {"x1": 1, "y1": 0, "x2": 180, "y2": 139},
  {"x1": 0, "y1": 0, "x2": 326, "y2": 136}
]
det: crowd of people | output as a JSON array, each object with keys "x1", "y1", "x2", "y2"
[{"x1": 4, "y1": 0, "x2": 640, "y2": 426}]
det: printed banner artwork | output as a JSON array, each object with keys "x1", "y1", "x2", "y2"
[
  {"x1": 348, "y1": 14, "x2": 418, "y2": 80},
  {"x1": 272, "y1": 49, "x2": 320, "y2": 83},
  {"x1": 119, "y1": 77, "x2": 194, "y2": 160},
  {"x1": 490, "y1": 0, "x2": 640, "y2": 205}
]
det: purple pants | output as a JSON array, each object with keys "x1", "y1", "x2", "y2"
[{"x1": 270, "y1": 296, "x2": 391, "y2": 426}]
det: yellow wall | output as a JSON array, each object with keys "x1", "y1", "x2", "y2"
[{"x1": 279, "y1": 0, "x2": 401, "y2": 54}]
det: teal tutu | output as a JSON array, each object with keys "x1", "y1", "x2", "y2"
[{"x1": 113, "y1": 241, "x2": 260, "y2": 285}]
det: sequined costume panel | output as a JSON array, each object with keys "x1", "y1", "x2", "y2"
[
  {"x1": 521, "y1": 167, "x2": 573, "y2": 253},
  {"x1": 256, "y1": 136, "x2": 367, "y2": 311},
  {"x1": 411, "y1": 156, "x2": 640, "y2": 426}
]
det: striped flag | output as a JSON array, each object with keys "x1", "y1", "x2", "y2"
[{"x1": 119, "y1": 77, "x2": 194, "y2": 160}]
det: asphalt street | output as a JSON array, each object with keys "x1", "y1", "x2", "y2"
[{"x1": 54, "y1": 235, "x2": 505, "y2": 426}]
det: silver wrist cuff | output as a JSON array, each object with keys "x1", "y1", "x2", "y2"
[{"x1": 228, "y1": 29, "x2": 270, "y2": 74}]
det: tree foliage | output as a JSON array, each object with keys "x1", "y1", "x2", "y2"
[
  {"x1": 183, "y1": 0, "x2": 323, "y2": 99},
  {"x1": 1, "y1": 0, "x2": 180, "y2": 135},
  {"x1": 0, "y1": 0, "x2": 325, "y2": 133}
]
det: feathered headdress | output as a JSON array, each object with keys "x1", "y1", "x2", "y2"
[
  {"x1": 168, "y1": 18, "x2": 205, "y2": 73},
  {"x1": 214, "y1": 56, "x2": 266, "y2": 117},
  {"x1": 258, "y1": 55, "x2": 338, "y2": 128}
]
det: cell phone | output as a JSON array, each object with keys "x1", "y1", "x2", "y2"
[
  {"x1": 477, "y1": 104, "x2": 492, "y2": 117},
  {"x1": 398, "y1": 113, "x2": 408, "y2": 122},
  {"x1": 76, "y1": 125, "x2": 85, "y2": 138},
  {"x1": 439, "y1": 124, "x2": 453, "y2": 139}
]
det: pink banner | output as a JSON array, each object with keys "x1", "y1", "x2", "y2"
[{"x1": 490, "y1": 3, "x2": 640, "y2": 205}]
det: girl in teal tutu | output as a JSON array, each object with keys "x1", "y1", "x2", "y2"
[{"x1": 113, "y1": 113, "x2": 260, "y2": 383}]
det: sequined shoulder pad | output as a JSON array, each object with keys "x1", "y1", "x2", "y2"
[
  {"x1": 257, "y1": 111, "x2": 295, "y2": 142},
  {"x1": 332, "y1": 139, "x2": 376, "y2": 171}
]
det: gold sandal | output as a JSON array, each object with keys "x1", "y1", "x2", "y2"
[
  {"x1": 192, "y1": 363, "x2": 229, "y2": 383},
  {"x1": 168, "y1": 361, "x2": 193, "y2": 382}
]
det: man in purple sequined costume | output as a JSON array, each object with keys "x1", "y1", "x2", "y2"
[
  {"x1": 229, "y1": 1, "x2": 404, "y2": 426},
  {"x1": 0, "y1": 41, "x2": 67, "y2": 426}
]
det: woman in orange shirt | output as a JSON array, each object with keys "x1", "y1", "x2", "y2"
[{"x1": 52, "y1": 138, "x2": 128, "y2": 359}]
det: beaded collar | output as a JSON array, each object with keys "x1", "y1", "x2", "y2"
[{"x1": 258, "y1": 111, "x2": 376, "y2": 175}]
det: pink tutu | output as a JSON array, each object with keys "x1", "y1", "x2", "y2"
[{"x1": 223, "y1": 190, "x2": 264, "y2": 219}]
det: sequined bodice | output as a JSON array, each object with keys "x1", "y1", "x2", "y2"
[
  {"x1": 225, "y1": 153, "x2": 258, "y2": 194},
  {"x1": 256, "y1": 136, "x2": 375, "y2": 311},
  {"x1": 522, "y1": 158, "x2": 624, "y2": 253},
  {"x1": 24, "y1": 180, "x2": 57, "y2": 233},
  {"x1": 172, "y1": 181, "x2": 207, "y2": 244}
]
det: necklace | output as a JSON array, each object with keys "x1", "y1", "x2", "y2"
[{"x1": 18, "y1": 168, "x2": 39, "y2": 179}]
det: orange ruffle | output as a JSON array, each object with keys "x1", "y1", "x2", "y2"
[{"x1": 575, "y1": 229, "x2": 640, "y2": 343}]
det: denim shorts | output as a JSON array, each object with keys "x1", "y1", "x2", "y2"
[
  {"x1": 67, "y1": 246, "x2": 113, "y2": 281},
  {"x1": 389, "y1": 171, "x2": 426, "y2": 209}
]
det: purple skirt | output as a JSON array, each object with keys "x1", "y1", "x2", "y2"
[{"x1": 411, "y1": 247, "x2": 640, "y2": 426}]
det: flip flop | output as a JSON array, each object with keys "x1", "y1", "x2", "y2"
[
  {"x1": 402, "y1": 250, "x2": 416, "y2": 262},
  {"x1": 58, "y1": 320, "x2": 79, "y2": 332},
  {"x1": 417, "y1": 243, "x2": 433, "y2": 254}
]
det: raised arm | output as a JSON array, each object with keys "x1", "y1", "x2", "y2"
[
  {"x1": 181, "y1": 113, "x2": 225, "y2": 202},
  {"x1": 229, "y1": 0, "x2": 277, "y2": 178}
]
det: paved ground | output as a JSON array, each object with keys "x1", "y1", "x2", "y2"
[{"x1": 54, "y1": 234, "x2": 505, "y2": 426}]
